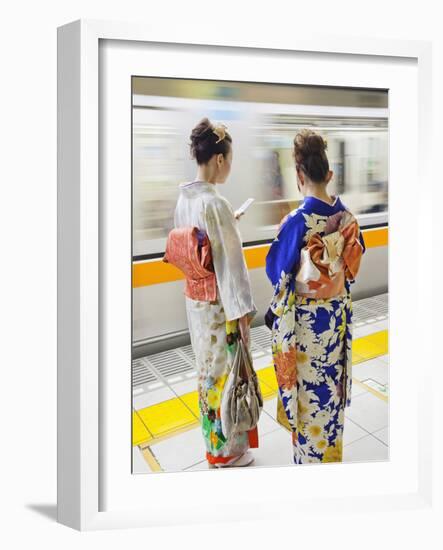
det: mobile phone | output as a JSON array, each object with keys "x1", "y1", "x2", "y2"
[{"x1": 235, "y1": 197, "x2": 255, "y2": 218}]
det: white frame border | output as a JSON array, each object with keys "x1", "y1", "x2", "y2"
[{"x1": 57, "y1": 19, "x2": 433, "y2": 531}]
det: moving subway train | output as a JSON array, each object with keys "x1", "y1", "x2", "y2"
[{"x1": 132, "y1": 79, "x2": 388, "y2": 357}]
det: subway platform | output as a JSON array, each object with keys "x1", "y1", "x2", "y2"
[{"x1": 132, "y1": 293, "x2": 389, "y2": 473}]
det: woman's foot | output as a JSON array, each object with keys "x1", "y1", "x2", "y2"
[{"x1": 215, "y1": 451, "x2": 255, "y2": 468}]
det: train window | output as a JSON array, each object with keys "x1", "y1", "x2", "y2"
[
  {"x1": 253, "y1": 116, "x2": 388, "y2": 228},
  {"x1": 133, "y1": 107, "x2": 185, "y2": 256},
  {"x1": 132, "y1": 91, "x2": 388, "y2": 256}
]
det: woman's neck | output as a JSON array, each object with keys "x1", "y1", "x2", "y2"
[
  {"x1": 196, "y1": 169, "x2": 216, "y2": 184},
  {"x1": 304, "y1": 184, "x2": 333, "y2": 205}
]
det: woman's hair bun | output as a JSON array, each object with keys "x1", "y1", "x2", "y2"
[
  {"x1": 293, "y1": 129, "x2": 329, "y2": 183},
  {"x1": 190, "y1": 117, "x2": 213, "y2": 146},
  {"x1": 189, "y1": 117, "x2": 232, "y2": 165},
  {"x1": 294, "y1": 130, "x2": 327, "y2": 156},
  {"x1": 306, "y1": 133, "x2": 327, "y2": 154}
]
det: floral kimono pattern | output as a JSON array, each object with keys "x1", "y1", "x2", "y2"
[
  {"x1": 175, "y1": 181, "x2": 257, "y2": 464},
  {"x1": 186, "y1": 306, "x2": 257, "y2": 463},
  {"x1": 265, "y1": 196, "x2": 365, "y2": 464}
]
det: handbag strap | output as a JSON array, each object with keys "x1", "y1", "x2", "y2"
[{"x1": 238, "y1": 339, "x2": 255, "y2": 380}]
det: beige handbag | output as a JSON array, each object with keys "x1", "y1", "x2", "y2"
[{"x1": 220, "y1": 339, "x2": 263, "y2": 439}]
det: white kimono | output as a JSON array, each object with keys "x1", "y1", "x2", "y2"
[{"x1": 174, "y1": 180, "x2": 257, "y2": 463}]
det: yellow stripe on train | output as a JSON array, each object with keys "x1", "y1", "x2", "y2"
[{"x1": 132, "y1": 226, "x2": 388, "y2": 288}]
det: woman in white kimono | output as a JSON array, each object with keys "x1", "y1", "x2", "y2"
[{"x1": 174, "y1": 118, "x2": 257, "y2": 468}]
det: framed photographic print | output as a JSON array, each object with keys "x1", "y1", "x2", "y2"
[{"x1": 57, "y1": 19, "x2": 433, "y2": 530}]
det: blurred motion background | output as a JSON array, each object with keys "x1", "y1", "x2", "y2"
[
  {"x1": 132, "y1": 77, "x2": 388, "y2": 351},
  {"x1": 132, "y1": 77, "x2": 388, "y2": 257}
]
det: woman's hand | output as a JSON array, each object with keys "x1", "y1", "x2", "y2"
[{"x1": 238, "y1": 314, "x2": 252, "y2": 347}]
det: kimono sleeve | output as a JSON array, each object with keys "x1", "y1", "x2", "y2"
[
  {"x1": 265, "y1": 213, "x2": 305, "y2": 287},
  {"x1": 204, "y1": 197, "x2": 256, "y2": 321}
]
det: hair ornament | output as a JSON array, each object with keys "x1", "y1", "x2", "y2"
[{"x1": 212, "y1": 122, "x2": 228, "y2": 144}]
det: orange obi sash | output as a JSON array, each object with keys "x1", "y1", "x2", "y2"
[
  {"x1": 163, "y1": 227, "x2": 217, "y2": 302},
  {"x1": 296, "y1": 210, "x2": 364, "y2": 299}
]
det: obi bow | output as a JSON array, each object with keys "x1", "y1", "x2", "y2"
[{"x1": 297, "y1": 211, "x2": 364, "y2": 294}]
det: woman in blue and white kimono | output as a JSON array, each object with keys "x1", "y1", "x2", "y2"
[{"x1": 265, "y1": 130, "x2": 365, "y2": 464}]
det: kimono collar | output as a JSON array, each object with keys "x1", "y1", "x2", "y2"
[
  {"x1": 179, "y1": 180, "x2": 219, "y2": 197},
  {"x1": 301, "y1": 195, "x2": 343, "y2": 216}
]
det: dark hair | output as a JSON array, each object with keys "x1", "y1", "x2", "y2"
[
  {"x1": 189, "y1": 117, "x2": 232, "y2": 165},
  {"x1": 293, "y1": 129, "x2": 329, "y2": 183}
]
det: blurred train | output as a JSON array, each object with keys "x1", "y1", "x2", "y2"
[{"x1": 132, "y1": 79, "x2": 388, "y2": 357}]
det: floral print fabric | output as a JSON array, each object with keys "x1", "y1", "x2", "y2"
[
  {"x1": 175, "y1": 181, "x2": 257, "y2": 463},
  {"x1": 266, "y1": 196, "x2": 364, "y2": 464},
  {"x1": 186, "y1": 297, "x2": 253, "y2": 462}
]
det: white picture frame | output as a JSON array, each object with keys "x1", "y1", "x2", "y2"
[{"x1": 57, "y1": 19, "x2": 433, "y2": 531}]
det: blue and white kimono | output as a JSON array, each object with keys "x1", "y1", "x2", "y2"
[{"x1": 265, "y1": 196, "x2": 365, "y2": 464}]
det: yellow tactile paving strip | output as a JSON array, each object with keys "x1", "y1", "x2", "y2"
[
  {"x1": 132, "y1": 329, "x2": 389, "y2": 446},
  {"x1": 133, "y1": 227, "x2": 388, "y2": 288},
  {"x1": 132, "y1": 410, "x2": 153, "y2": 446},
  {"x1": 352, "y1": 330, "x2": 388, "y2": 364}
]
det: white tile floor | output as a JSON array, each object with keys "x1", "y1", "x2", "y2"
[
  {"x1": 132, "y1": 446, "x2": 152, "y2": 474},
  {"x1": 133, "y1": 373, "x2": 389, "y2": 473},
  {"x1": 353, "y1": 357, "x2": 389, "y2": 385},
  {"x1": 372, "y1": 426, "x2": 389, "y2": 445},
  {"x1": 149, "y1": 427, "x2": 206, "y2": 472},
  {"x1": 343, "y1": 418, "x2": 370, "y2": 446},
  {"x1": 257, "y1": 409, "x2": 281, "y2": 437},
  {"x1": 262, "y1": 397, "x2": 278, "y2": 420},
  {"x1": 133, "y1": 386, "x2": 175, "y2": 410},
  {"x1": 345, "y1": 392, "x2": 389, "y2": 434},
  {"x1": 252, "y1": 427, "x2": 294, "y2": 467},
  {"x1": 343, "y1": 434, "x2": 389, "y2": 462},
  {"x1": 133, "y1": 304, "x2": 389, "y2": 473},
  {"x1": 169, "y1": 378, "x2": 198, "y2": 396}
]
